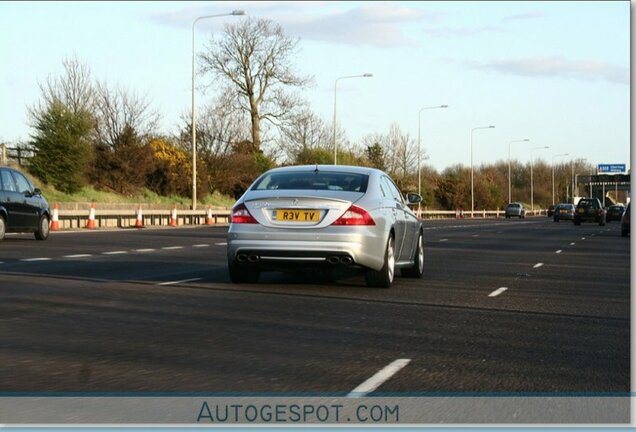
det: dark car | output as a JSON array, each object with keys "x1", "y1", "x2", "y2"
[
  {"x1": 606, "y1": 204, "x2": 625, "y2": 222},
  {"x1": 553, "y1": 203, "x2": 575, "y2": 222},
  {"x1": 547, "y1": 204, "x2": 556, "y2": 217},
  {"x1": 573, "y1": 198, "x2": 606, "y2": 226},
  {"x1": 505, "y1": 202, "x2": 525, "y2": 219},
  {"x1": 621, "y1": 202, "x2": 630, "y2": 237},
  {"x1": 0, "y1": 166, "x2": 50, "y2": 240}
]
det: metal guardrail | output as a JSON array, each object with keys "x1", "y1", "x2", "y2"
[{"x1": 54, "y1": 208, "x2": 547, "y2": 230}]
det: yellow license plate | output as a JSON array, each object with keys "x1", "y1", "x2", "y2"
[
  {"x1": 560, "y1": 210, "x2": 567, "y2": 213},
  {"x1": 578, "y1": 208, "x2": 585, "y2": 213},
  {"x1": 276, "y1": 209, "x2": 319, "y2": 222}
]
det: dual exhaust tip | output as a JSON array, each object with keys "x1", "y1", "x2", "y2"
[{"x1": 236, "y1": 253, "x2": 260, "y2": 263}]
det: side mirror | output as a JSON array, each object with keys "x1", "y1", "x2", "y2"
[
  {"x1": 33, "y1": 188, "x2": 42, "y2": 195},
  {"x1": 406, "y1": 192, "x2": 422, "y2": 204}
]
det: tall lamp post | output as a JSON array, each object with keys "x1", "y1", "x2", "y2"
[
  {"x1": 551, "y1": 153, "x2": 569, "y2": 205},
  {"x1": 333, "y1": 73, "x2": 373, "y2": 165},
  {"x1": 191, "y1": 10, "x2": 245, "y2": 210},
  {"x1": 417, "y1": 104, "x2": 448, "y2": 197},
  {"x1": 508, "y1": 138, "x2": 529, "y2": 203},
  {"x1": 471, "y1": 125, "x2": 495, "y2": 216},
  {"x1": 530, "y1": 146, "x2": 549, "y2": 211}
]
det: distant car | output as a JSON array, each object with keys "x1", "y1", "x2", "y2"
[
  {"x1": 606, "y1": 205, "x2": 625, "y2": 222},
  {"x1": 573, "y1": 198, "x2": 606, "y2": 226},
  {"x1": 226, "y1": 165, "x2": 424, "y2": 288},
  {"x1": 621, "y1": 203, "x2": 630, "y2": 237},
  {"x1": 0, "y1": 166, "x2": 51, "y2": 240},
  {"x1": 547, "y1": 204, "x2": 556, "y2": 217},
  {"x1": 505, "y1": 202, "x2": 525, "y2": 219},
  {"x1": 553, "y1": 203, "x2": 575, "y2": 222}
]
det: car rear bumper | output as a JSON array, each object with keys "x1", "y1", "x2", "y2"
[{"x1": 227, "y1": 225, "x2": 387, "y2": 271}]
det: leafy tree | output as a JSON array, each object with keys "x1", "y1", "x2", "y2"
[
  {"x1": 365, "y1": 142, "x2": 386, "y2": 171},
  {"x1": 147, "y1": 137, "x2": 191, "y2": 196},
  {"x1": 29, "y1": 100, "x2": 93, "y2": 193}
]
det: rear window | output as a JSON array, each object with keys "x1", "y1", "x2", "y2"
[
  {"x1": 578, "y1": 199, "x2": 599, "y2": 209},
  {"x1": 507, "y1": 203, "x2": 520, "y2": 208},
  {"x1": 252, "y1": 171, "x2": 369, "y2": 192}
]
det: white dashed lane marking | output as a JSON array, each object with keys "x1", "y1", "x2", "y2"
[
  {"x1": 488, "y1": 287, "x2": 508, "y2": 297},
  {"x1": 161, "y1": 246, "x2": 183, "y2": 250},
  {"x1": 556, "y1": 250, "x2": 562, "y2": 254},
  {"x1": 533, "y1": 263, "x2": 544, "y2": 269},
  {"x1": 214, "y1": 242, "x2": 227, "y2": 246},
  {"x1": 62, "y1": 254, "x2": 92, "y2": 259},
  {"x1": 348, "y1": 359, "x2": 411, "y2": 397},
  {"x1": 135, "y1": 248, "x2": 156, "y2": 253},
  {"x1": 20, "y1": 258, "x2": 51, "y2": 262},
  {"x1": 194, "y1": 244, "x2": 211, "y2": 248},
  {"x1": 102, "y1": 251, "x2": 127, "y2": 255},
  {"x1": 439, "y1": 239, "x2": 448, "y2": 242},
  {"x1": 158, "y1": 278, "x2": 202, "y2": 286},
  {"x1": 570, "y1": 242, "x2": 576, "y2": 246}
]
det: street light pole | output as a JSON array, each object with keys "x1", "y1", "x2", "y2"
[
  {"x1": 333, "y1": 73, "x2": 372, "y2": 165},
  {"x1": 470, "y1": 125, "x2": 495, "y2": 216},
  {"x1": 417, "y1": 105, "x2": 448, "y2": 197},
  {"x1": 508, "y1": 138, "x2": 529, "y2": 203},
  {"x1": 530, "y1": 146, "x2": 549, "y2": 211},
  {"x1": 551, "y1": 153, "x2": 569, "y2": 205},
  {"x1": 191, "y1": 10, "x2": 245, "y2": 210}
]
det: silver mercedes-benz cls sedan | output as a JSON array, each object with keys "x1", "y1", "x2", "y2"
[{"x1": 227, "y1": 165, "x2": 424, "y2": 288}]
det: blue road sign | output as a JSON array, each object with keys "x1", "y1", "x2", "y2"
[{"x1": 597, "y1": 164, "x2": 626, "y2": 173}]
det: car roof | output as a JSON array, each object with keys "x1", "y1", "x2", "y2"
[{"x1": 264, "y1": 165, "x2": 382, "y2": 176}]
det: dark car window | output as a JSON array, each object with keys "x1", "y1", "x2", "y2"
[
  {"x1": 381, "y1": 176, "x2": 404, "y2": 204},
  {"x1": 12, "y1": 171, "x2": 33, "y2": 194},
  {"x1": 578, "y1": 199, "x2": 599, "y2": 209},
  {"x1": 0, "y1": 169, "x2": 17, "y2": 192},
  {"x1": 507, "y1": 203, "x2": 520, "y2": 208},
  {"x1": 252, "y1": 171, "x2": 368, "y2": 192}
]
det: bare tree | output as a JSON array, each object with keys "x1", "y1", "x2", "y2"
[
  {"x1": 93, "y1": 82, "x2": 160, "y2": 149},
  {"x1": 29, "y1": 54, "x2": 94, "y2": 121},
  {"x1": 199, "y1": 18, "x2": 311, "y2": 152},
  {"x1": 280, "y1": 110, "x2": 330, "y2": 162}
]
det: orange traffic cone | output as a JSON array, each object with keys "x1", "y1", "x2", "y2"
[
  {"x1": 205, "y1": 206, "x2": 214, "y2": 225},
  {"x1": 50, "y1": 203, "x2": 60, "y2": 231},
  {"x1": 170, "y1": 204, "x2": 178, "y2": 227},
  {"x1": 85, "y1": 202, "x2": 96, "y2": 229},
  {"x1": 135, "y1": 205, "x2": 144, "y2": 228}
]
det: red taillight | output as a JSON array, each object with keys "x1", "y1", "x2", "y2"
[
  {"x1": 231, "y1": 203, "x2": 258, "y2": 224},
  {"x1": 332, "y1": 205, "x2": 375, "y2": 226}
]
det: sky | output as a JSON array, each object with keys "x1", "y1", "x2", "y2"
[{"x1": 0, "y1": 1, "x2": 630, "y2": 172}]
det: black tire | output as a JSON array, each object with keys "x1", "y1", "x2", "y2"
[
  {"x1": 574, "y1": 219, "x2": 581, "y2": 226},
  {"x1": 365, "y1": 235, "x2": 395, "y2": 288},
  {"x1": 0, "y1": 216, "x2": 5, "y2": 241},
  {"x1": 402, "y1": 231, "x2": 424, "y2": 278},
  {"x1": 554, "y1": 217, "x2": 559, "y2": 222},
  {"x1": 34, "y1": 214, "x2": 50, "y2": 240},
  {"x1": 621, "y1": 228, "x2": 628, "y2": 237},
  {"x1": 228, "y1": 261, "x2": 260, "y2": 283}
]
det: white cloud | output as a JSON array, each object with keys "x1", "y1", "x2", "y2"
[
  {"x1": 148, "y1": 2, "x2": 441, "y2": 48},
  {"x1": 459, "y1": 56, "x2": 628, "y2": 85},
  {"x1": 421, "y1": 25, "x2": 502, "y2": 38}
]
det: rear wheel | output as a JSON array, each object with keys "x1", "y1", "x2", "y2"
[
  {"x1": 0, "y1": 216, "x2": 5, "y2": 241},
  {"x1": 228, "y1": 261, "x2": 260, "y2": 283},
  {"x1": 553, "y1": 217, "x2": 559, "y2": 222},
  {"x1": 365, "y1": 235, "x2": 395, "y2": 288},
  {"x1": 34, "y1": 214, "x2": 50, "y2": 240},
  {"x1": 574, "y1": 219, "x2": 581, "y2": 226},
  {"x1": 402, "y1": 231, "x2": 424, "y2": 278}
]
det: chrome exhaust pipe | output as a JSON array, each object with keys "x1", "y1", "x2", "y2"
[
  {"x1": 247, "y1": 255, "x2": 260, "y2": 263},
  {"x1": 327, "y1": 256, "x2": 340, "y2": 265},
  {"x1": 236, "y1": 254, "x2": 248, "y2": 263},
  {"x1": 340, "y1": 256, "x2": 353, "y2": 265}
]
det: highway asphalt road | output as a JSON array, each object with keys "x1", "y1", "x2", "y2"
[{"x1": 0, "y1": 217, "x2": 629, "y2": 393}]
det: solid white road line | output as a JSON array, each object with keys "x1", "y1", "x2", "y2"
[
  {"x1": 161, "y1": 246, "x2": 184, "y2": 250},
  {"x1": 194, "y1": 244, "x2": 211, "y2": 248},
  {"x1": 488, "y1": 287, "x2": 508, "y2": 297},
  {"x1": 533, "y1": 263, "x2": 544, "y2": 268},
  {"x1": 556, "y1": 250, "x2": 562, "y2": 254},
  {"x1": 135, "y1": 249, "x2": 156, "y2": 253},
  {"x1": 20, "y1": 258, "x2": 51, "y2": 262},
  {"x1": 348, "y1": 359, "x2": 411, "y2": 397},
  {"x1": 63, "y1": 254, "x2": 92, "y2": 258},
  {"x1": 102, "y1": 251, "x2": 127, "y2": 255},
  {"x1": 158, "y1": 278, "x2": 202, "y2": 286}
]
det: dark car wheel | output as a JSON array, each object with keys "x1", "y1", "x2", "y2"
[
  {"x1": 0, "y1": 216, "x2": 5, "y2": 241},
  {"x1": 366, "y1": 235, "x2": 395, "y2": 288},
  {"x1": 574, "y1": 219, "x2": 581, "y2": 225},
  {"x1": 34, "y1": 214, "x2": 50, "y2": 240},
  {"x1": 402, "y1": 231, "x2": 424, "y2": 278},
  {"x1": 228, "y1": 261, "x2": 260, "y2": 283},
  {"x1": 622, "y1": 228, "x2": 628, "y2": 237},
  {"x1": 553, "y1": 217, "x2": 559, "y2": 222}
]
